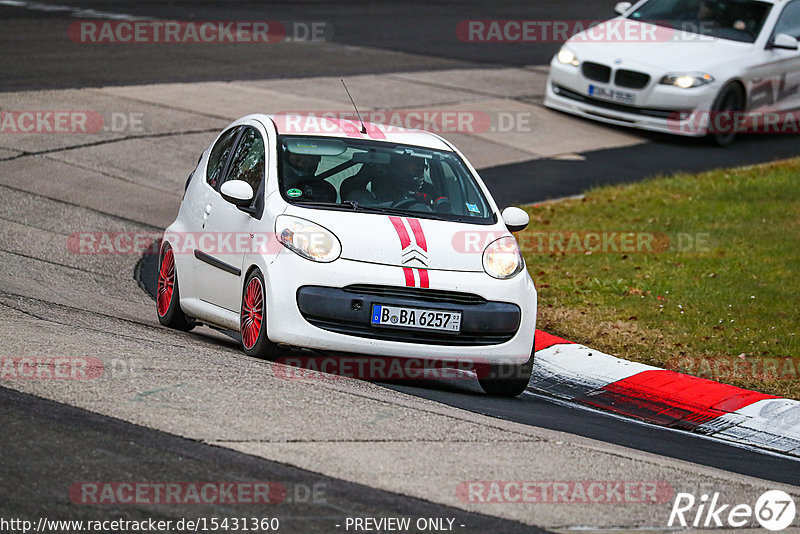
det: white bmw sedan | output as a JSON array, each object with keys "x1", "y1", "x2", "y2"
[
  {"x1": 156, "y1": 114, "x2": 537, "y2": 396},
  {"x1": 545, "y1": 0, "x2": 800, "y2": 145}
]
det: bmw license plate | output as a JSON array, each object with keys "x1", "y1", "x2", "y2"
[
  {"x1": 371, "y1": 304, "x2": 461, "y2": 333},
  {"x1": 588, "y1": 84, "x2": 635, "y2": 105}
]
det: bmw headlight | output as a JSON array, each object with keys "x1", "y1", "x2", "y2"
[
  {"x1": 276, "y1": 215, "x2": 341, "y2": 263},
  {"x1": 482, "y1": 236, "x2": 524, "y2": 279},
  {"x1": 660, "y1": 73, "x2": 714, "y2": 89},
  {"x1": 557, "y1": 46, "x2": 580, "y2": 67}
]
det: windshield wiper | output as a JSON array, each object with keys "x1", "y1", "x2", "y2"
[
  {"x1": 291, "y1": 201, "x2": 493, "y2": 224},
  {"x1": 356, "y1": 206, "x2": 469, "y2": 221},
  {"x1": 291, "y1": 200, "x2": 361, "y2": 210}
]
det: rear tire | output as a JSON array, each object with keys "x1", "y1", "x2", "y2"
[
  {"x1": 477, "y1": 351, "x2": 534, "y2": 397},
  {"x1": 240, "y1": 269, "x2": 278, "y2": 359},
  {"x1": 707, "y1": 83, "x2": 745, "y2": 147},
  {"x1": 156, "y1": 243, "x2": 195, "y2": 331}
]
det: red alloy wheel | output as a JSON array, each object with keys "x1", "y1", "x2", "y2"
[
  {"x1": 241, "y1": 276, "x2": 264, "y2": 350},
  {"x1": 157, "y1": 248, "x2": 175, "y2": 317}
]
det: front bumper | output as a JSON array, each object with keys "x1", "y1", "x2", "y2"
[
  {"x1": 544, "y1": 58, "x2": 719, "y2": 137},
  {"x1": 297, "y1": 285, "x2": 521, "y2": 346},
  {"x1": 262, "y1": 252, "x2": 537, "y2": 365}
]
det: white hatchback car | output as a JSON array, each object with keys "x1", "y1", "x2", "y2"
[
  {"x1": 545, "y1": 0, "x2": 800, "y2": 145},
  {"x1": 157, "y1": 114, "x2": 538, "y2": 396}
]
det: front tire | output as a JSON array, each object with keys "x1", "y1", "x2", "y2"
[
  {"x1": 707, "y1": 83, "x2": 745, "y2": 147},
  {"x1": 240, "y1": 269, "x2": 278, "y2": 359},
  {"x1": 477, "y1": 352, "x2": 535, "y2": 397},
  {"x1": 156, "y1": 243, "x2": 195, "y2": 331}
]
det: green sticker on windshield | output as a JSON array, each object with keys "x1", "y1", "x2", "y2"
[{"x1": 287, "y1": 188, "x2": 302, "y2": 198}]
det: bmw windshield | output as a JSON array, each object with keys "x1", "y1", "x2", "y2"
[
  {"x1": 628, "y1": 0, "x2": 772, "y2": 43},
  {"x1": 277, "y1": 135, "x2": 496, "y2": 225}
]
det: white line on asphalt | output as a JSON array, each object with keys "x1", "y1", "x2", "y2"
[{"x1": 0, "y1": 0, "x2": 147, "y2": 20}]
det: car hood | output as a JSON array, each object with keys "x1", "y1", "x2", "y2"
[
  {"x1": 282, "y1": 206, "x2": 512, "y2": 273},
  {"x1": 565, "y1": 19, "x2": 753, "y2": 73}
]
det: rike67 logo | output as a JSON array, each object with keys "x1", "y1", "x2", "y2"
[{"x1": 669, "y1": 490, "x2": 796, "y2": 531}]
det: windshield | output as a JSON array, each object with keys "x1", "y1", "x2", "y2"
[
  {"x1": 628, "y1": 0, "x2": 772, "y2": 43},
  {"x1": 277, "y1": 135, "x2": 495, "y2": 224}
]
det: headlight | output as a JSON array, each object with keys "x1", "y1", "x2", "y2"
[
  {"x1": 482, "y1": 236, "x2": 524, "y2": 279},
  {"x1": 660, "y1": 73, "x2": 714, "y2": 89},
  {"x1": 275, "y1": 215, "x2": 341, "y2": 263},
  {"x1": 557, "y1": 46, "x2": 579, "y2": 67}
]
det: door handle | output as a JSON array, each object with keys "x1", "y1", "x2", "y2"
[{"x1": 203, "y1": 204, "x2": 212, "y2": 219}]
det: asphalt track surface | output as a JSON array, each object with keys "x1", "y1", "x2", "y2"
[
  {"x1": 0, "y1": 0, "x2": 613, "y2": 90},
  {"x1": 2, "y1": 0, "x2": 800, "y2": 531},
  {"x1": 0, "y1": 386, "x2": 545, "y2": 534},
  {"x1": 133, "y1": 252, "x2": 800, "y2": 489},
  {"x1": 480, "y1": 130, "x2": 800, "y2": 206},
  {"x1": 3, "y1": 0, "x2": 799, "y2": 206}
]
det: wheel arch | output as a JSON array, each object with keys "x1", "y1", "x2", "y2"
[
  {"x1": 718, "y1": 78, "x2": 748, "y2": 110},
  {"x1": 239, "y1": 262, "x2": 265, "y2": 310}
]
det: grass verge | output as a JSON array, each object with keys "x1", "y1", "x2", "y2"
[{"x1": 520, "y1": 158, "x2": 800, "y2": 399}]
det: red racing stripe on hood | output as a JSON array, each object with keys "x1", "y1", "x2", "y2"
[
  {"x1": 403, "y1": 267, "x2": 415, "y2": 287},
  {"x1": 389, "y1": 216, "x2": 411, "y2": 249},
  {"x1": 407, "y1": 218, "x2": 427, "y2": 252},
  {"x1": 417, "y1": 268, "x2": 429, "y2": 288}
]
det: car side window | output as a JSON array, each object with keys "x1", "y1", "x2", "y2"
[
  {"x1": 206, "y1": 127, "x2": 240, "y2": 189},
  {"x1": 223, "y1": 126, "x2": 265, "y2": 202},
  {"x1": 774, "y1": 1, "x2": 800, "y2": 39}
]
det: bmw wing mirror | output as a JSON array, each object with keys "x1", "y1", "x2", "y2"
[
  {"x1": 770, "y1": 33, "x2": 799, "y2": 51},
  {"x1": 220, "y1": 180, "x2": 254, "y2": 207},
  {"x1": 502, "y1": 206, "x2": 530, "y2": 233},
  {"x1": 614, "y1": 1, "x2": 632, "y2": 15}
]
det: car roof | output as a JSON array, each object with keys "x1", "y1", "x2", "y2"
[{"x1": 265, "y1": 113, "x2": 454, "y2": 151}]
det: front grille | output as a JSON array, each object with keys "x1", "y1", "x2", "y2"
[
  {"x1": 615, "y1": 69, "x2": 651, "y2": 89},
  {"x1": 343, "y1": 284, "x2": 486, "y2": 305},
  {"x1": 297, "y1": 285, "x2": 520, "y2": 346},
  {"x1": 581, "y1": 62, "x2": 611, "y2": 83},
  {"x1": 553, "y1": 84, "x2": 688, "y2": 119},
  {"x1": 303, "y1": 317, "x2": 514, "y2": 346}
]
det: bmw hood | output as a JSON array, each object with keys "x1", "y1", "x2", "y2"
[
  {"x1": 281, "y1": 206, "x2": 513, "y2": 273},
  {"x1": 564, "y1": 19, "x2": 754, "y2": 73}
]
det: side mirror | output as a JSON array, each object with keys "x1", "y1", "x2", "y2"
[
  {"x1": 220, "y1": 180, "x2": 254, "y2": 207},
  {"x1": 770, "y1": 33, "x2": 799, "y2": 51},
  {"x1": 501, "y1": 206, "x2": 530, "y2": 233},
  {"x1": 614, "y1": 1, "x2": 632, "y2": 15}
]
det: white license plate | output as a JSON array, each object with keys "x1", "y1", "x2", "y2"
[
  {"x1": 588, "y1": 84, "x2": 635, "y2": 105},
  {"x1": 371, "y1": 304, "x2": 461, "y2": 333}
]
